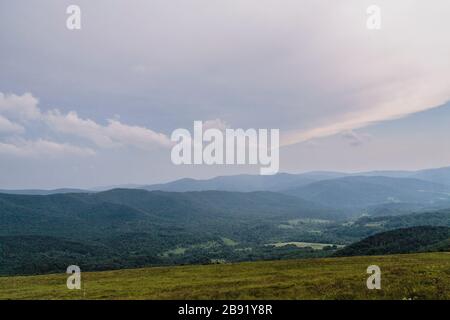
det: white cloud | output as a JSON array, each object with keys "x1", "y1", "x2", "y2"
[
  {"x1": 45, "y1": 110, "x2": 173, "y2": 149},
  {"x1": 341, "y1": 130, "x2": 372, "y2": 147},
  {"x1": 45, "y1": 110, "x2": 118, "y2": 148},
  {"x1": 0, "y1": 92, "x2": 41, "y2": 121},
  {"x1": 0, "y1": 115, "x2": 24, "y2": 134},
  {"x1": 202, "y1": 118, "x2": 229, "y2": 131},
  {"x1": 0, "y1": 139, "x2": 95, "y2": 158},
  {"x1": 0, "y1": 92, "x2": 173, "y2": 157},
  {"x1": 281, "y1": 93, "x2": 449, "y2": 147},
  {"x1": 273, "y1": 0, "x2": 450, "y2": 147},
  {"x1": 105, "y1": 119, "x2": 173, "y2": 149}
]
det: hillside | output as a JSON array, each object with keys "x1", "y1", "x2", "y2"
[
  {"x1": 0, "y1": 252, "x2": 448, "y2": 300},
  {"x1": 334, "y1": 226, "x2": 450, "y2": 257},
  {"x1": 0, "y1": 189, "x2": 337, "y2": 276},
  {"x1": 0, "y1": 189, "x2": 333, "y2": 239},
  {"x1": 0, "y1": 188, "x2": 89, "y2": 195},
  {"x1": 141, "y1": 166, "x2": 450, "y2": 193},
  {"x1": 3, "y1": 166, "x2": 450, "y2": 196},
  {"x1": 143, "y1": 172, "x2": 347, "y2": 192},
  {"x1": 283, "y1": 176, "x2": 450, "y2": 211},
  {"x1": 345, "y1": 210, "x2": 450, "y2": 233},
  {"x1": 2, "y1": 188, "x2": 450, "y2": 276},
  {"x1": 319, "y1": 210, "x2": 450, "y2": 243},
  {"x1": 411, "y1": 166, "x2": 450, "y2": 186},
  {"x1": 364, "y1": 202, "x2": 439, "y2": 217}
]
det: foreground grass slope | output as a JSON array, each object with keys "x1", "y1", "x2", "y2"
[{"x1": 1, "y1": 252, "x2": 449, "y2": 300}]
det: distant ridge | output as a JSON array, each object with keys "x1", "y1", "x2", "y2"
[
  {"x1": 0, "y1": 188, "x2": 89, "y2": 195},
  {"x1": 282, "y1": 176, "x2": 450, "y2": 210},
  {"x1": 142, "y1": 171, "x2": 348, "y2": 192},
  {"x1": 3, "y1": 166, "x2": 450, "y2": 195},
  {"x1": 142, "y1": 166, "x2": 450, "y2": 193}
]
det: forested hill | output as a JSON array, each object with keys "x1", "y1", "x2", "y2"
[
  {"x1": 0, "y1": 189, "x2": 335, "y2": 239},
  {"x1": 334, "y1": 226, "x2": 450, "y2": 257},
  {"x1": 0, "y1": 189, "x2": 335, "y2": 276},
  {"x1": 2, "y1": 189, "x2": 449, "y2": 276}
]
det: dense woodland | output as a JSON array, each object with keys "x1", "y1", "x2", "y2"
[
  {"x1": 334, "y1": 226, "x2": 450, "y2": 256},
  {"x1": 1, "y1": 187, "x2": 449, "y2": 276}
]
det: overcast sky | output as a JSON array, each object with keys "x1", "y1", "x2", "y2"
[{"x1": 1, "y1": 0, "x2": 449, "y2": 189}]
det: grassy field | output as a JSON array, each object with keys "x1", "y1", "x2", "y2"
[
  {"x1": 268, "y1": 242, "x2": 345, "y2": 250},
  {"x1": 0, "y1": 252, "x2": 449, "y2": 300}
]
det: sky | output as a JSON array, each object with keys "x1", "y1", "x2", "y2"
[{"x1": 0, "y1": 0, "x2": 449, "y2": 189}]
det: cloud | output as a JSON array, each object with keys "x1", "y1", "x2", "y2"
[
  {"x1": 2, "y1": 1, "x2": 450, "y2": 186},
  {"x1": 0, "y1": 93, "x2": 234, "y2": 159},
  {"x1": 281, "y1": 94, "x2": 450, "y2": 147},
  {"x1": 105, "y1": 119, "x2": 173, "y2": 149},
  {"x1": 0, "y1": 139, "x2": 95, "y2": 158},
  {"x1": 0, "y1": 92, "x2": 173, "y2": 156},
  {"x1": 0, "y1": 115, "x2": 24, "y2": 134},
  {"x1": 45, "y1": 110, "x2": 118, "y2": 148},
  {"x1": 202, "y1": 118, "x2": 229, "y2": 131},
  {"x1": 0, "y1": 92, "x2": 41, "y2": 121},
  {"x1": 341, "y1": 130, "x2": 372, "y2": 147},
  {"x1": 3, "y1": 1, "x2": 450, "y2": 150},
  {"x1": 45, "y1": 110, "x2": 173, "y2": 149}
]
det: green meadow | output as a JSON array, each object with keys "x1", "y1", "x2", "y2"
[
  {"x1": 268, "y1": 242, "x2": 345, "y2": 250},
  {"x1": 0, "y1": 252, "x2": 449, "y2": 300}
]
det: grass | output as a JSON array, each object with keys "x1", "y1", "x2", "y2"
[
  {"x1": 160, "y1": 241, "x2": 223, "y2": 257},
  {"x1": 221, "y1": 237, "x2": 238, "y2": 246},
  {"x1": 267, "y1": 242, "x2": 345, "y2": 250},
  {"x1": 0, "y1": 252, "x2": 449, "y2": 300}
]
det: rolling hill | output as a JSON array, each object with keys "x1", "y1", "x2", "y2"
[
  {"x1": 142, "y1": 172, "x2": 348, "y2": 192},
  {"x1": 141, "y1": 166, "x2": 450, "y2": 193},
  {"x1": 0, "y1": 189, "x2": 334, "y2": 238},
  {"x1": 411, "y1": 166, "x2": 450, "y2": 186},
  {"x1": 3, "y1": 166, "x2": 450, "y2": 196},
  {"x1": 0, "y1": 188, "x2": 89, "y2": 195},
  {"x1": 2, "y1": 188, "x2": 450, "y2": 276},
  {"x1": 334, "y1": 226, "x2": 450, "y2": 257},
  {"x1": 282, "y1": 176, "x2": 450, "y2": 211},
  {"x1": 0, "y1": 189, "x2": 337, "y2": 276}
]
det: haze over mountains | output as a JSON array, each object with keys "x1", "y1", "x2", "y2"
[
  {"x1": 3, "y1": 166, "x2": 450, "y2": 215},
  {"x1": 136, "y1": 166, "x2": 450, "y2": 213},
  {"x1": 3, "y1": 166, "x2": 450, "y2": 194},
  {"x1": 142, "y1": 166, "x2": 450, "y2": 192},
  {"x1": 284, "y1": 176, "x2": 450, "y2": 210}
]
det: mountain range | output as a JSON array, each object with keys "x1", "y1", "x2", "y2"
[
  {"x1": 4, "y1": 166, "x2": 450, "y2": 216},
  {"x1": 142, "y1": 166, "x2": 450, "y2": 192},
  {"x1": 3, "y1": 165, "x2": 450, "y2": 195}
]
